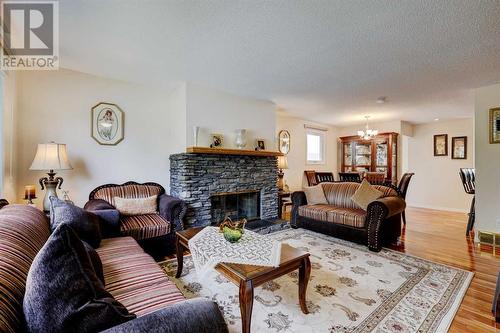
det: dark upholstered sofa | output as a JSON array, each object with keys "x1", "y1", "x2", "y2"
[
  {"x1": 291, "y1": 182, "x2": 406, "y2": 252},
  {"x1": 84, "y1": 181, "x2": 186, "y2": 258},
  {"x1": 0, "y1": 204, "x2": 227, "y2": 333}
]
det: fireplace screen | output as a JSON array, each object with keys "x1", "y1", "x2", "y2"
[{"x1": 210, "y1": 190, "x2": 261, "y2": 224}]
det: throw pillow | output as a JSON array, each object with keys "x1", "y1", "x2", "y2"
[
  {"x1": 23, "y1": 224, "x2": 135, "y2": 333},
  {"x1": 303, "y1": 185, "x2": 328, "y2": 205},
  {"x1": 50, "y1": 197, "x2": 101, "y2": 248},
  {"x1": 114, "y1": 195, "x2": 158, "y2": 216},
  {"x1": 351, "y1": 179, "x2": 383, "y2": 210},
  {"x1": 82, "y1": 240, "x2": 105, "y2": 285}
]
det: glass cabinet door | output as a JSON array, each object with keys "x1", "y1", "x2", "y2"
[
  {"x1": 343, "y1": 142, "x2": 353, "y2": 170},
  {"x1": 375, "y1": 139, "x2": 388, "y2": 177},
  {"x1": 391, "y1": 135, "x2": 398, "y2": 183},
  {"x1": 354, "y1": 141, "x2": 371, "y2": 172}
]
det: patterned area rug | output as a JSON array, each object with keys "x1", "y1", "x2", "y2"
[{"x1": 159, "y1": 229, "x2": 472, "y2": 333}]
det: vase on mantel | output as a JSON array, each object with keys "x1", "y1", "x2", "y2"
[
  {"x1": 193, "y1": 126, "x2": 200, "y2": 147},
  {"x1": 235, "y1": 129, "x2": 247, "y2": 149}
]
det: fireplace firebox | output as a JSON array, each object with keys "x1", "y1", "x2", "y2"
[{"x1": 211, "y1": 190, "x2": 260, "y2": 225}]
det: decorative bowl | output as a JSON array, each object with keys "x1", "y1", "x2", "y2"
[{"x1": 223, "y1": 226, "x2": 242, "y2": 243}]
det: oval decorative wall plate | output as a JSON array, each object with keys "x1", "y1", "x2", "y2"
[
  {"x1": 91, "y1": 102, "x2": 124, "y2": 145},
  {"x1": 278, "y1": 130, "x2": 290, "y2": 154}
]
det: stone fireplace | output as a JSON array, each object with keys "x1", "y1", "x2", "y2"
[{"x1": 170, "y1": 152, "x2": 279, "y2": 227}]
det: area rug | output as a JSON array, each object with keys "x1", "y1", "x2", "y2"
[{"x1": 159, "y1": 229, "x2": 473, "y2": 333}]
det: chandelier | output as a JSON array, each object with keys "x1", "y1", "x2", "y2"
[{"x1": 357, "y1": 116, "x2": 378, "y2": 140}]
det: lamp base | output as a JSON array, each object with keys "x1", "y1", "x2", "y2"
[
  {"x1": 42, "y1": 180, "x2": 59, "y2": 213},
  {"x1": 39, "y1": 170, "x2": 64, "y2": 213},
  {"x1": 277, "y1": 171, "x2": 285, "y2": 191}
]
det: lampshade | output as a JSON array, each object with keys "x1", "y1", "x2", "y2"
[
  {"x1": 29, "y1": 142, "x2": 73, "y2": 171},
  {"x1": 277, "y1": 155, "x2": 288, "y2": 170}
]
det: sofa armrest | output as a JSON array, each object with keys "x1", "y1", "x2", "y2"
[
  {"x1": 373, "y1": 196, "x2": 406, "y2": 218},
  {"x1": 158, "y1": 194, "x2": 187, "y2": 232},
  {"x1": 366, "y1": 196, "x2": 406, "y2": 252},
  {"x1": 84, "y1": 199, "x2": 121, "y2": 238},
  {"x1": 290, "y1": 191, "x2": 307, "y2": 228},
  {"x1": 102, "y1": 298, "x2": 228, "y2": 333}
]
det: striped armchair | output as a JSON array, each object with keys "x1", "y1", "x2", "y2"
[
  {"x1": 291, "y1": 182, "x2": 406, "y2": 252},
  {"x1": 84, "y1": 182, "x2": 186, "y2": 257}
]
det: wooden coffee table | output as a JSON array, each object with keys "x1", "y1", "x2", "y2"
[{"x1": 175, "y1": 227, "x2": 311, "y2": 333}]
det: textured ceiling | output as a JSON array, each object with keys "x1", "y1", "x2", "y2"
[{"x1": 58, "y1": 0, "x2": 500, "y2": 125}]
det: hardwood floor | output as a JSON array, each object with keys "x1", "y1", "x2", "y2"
[{"x1": 385, "y1": 207, "x2": 500, "y2": 332}]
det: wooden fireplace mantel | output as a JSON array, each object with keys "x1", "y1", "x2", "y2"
[{"x1": 186, "y1": 146, "x2": 284, "y2": 157}]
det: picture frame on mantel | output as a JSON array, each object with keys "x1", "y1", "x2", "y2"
[
  {"x1": 490, "y1": 107, "x2": 500, "y2": 144},
  {"x1": 433, "y1": 134, "x2": 448, "y2": 156},
  {"x1": 451, "y1": 136, "x2": 467, "y2": 159}
]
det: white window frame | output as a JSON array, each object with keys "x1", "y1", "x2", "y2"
[{"x1": 306, "y1": 127, "x2": 326, "y2": 165}]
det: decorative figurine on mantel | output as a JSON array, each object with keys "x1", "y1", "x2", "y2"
[{"x1": 29, "y1": 142, "x2": 73, "y2": 213}]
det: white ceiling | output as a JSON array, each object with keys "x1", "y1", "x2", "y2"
[{"x1": 59, "y1": 0, "x2": 500, "y2": 126}]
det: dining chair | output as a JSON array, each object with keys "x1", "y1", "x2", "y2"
[
  {"x1": 315, "y1": 172, "x2": 335, "y2": 183},
  {"x1": 364, "y1": 172, "x2": 386, "y2": 185},
  {"x1": 338, "y1": 172, "x2": 361, "y2": 182},
  {"x1": 304, "y1": 170, "x2": 318, "y2": 186},
  {"x1": 397, "y1": 173, "x2": 415, "y2": 225},
  {"x1": 459, "y1": 168, "x2": 475, "y2": 236}
]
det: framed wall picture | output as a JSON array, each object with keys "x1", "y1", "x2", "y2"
[
  {"x1": 278, "y1": 130, "x2": 291, "y2": 154},
  {"x1": 91, "y1": 102, "x2": 124, "y2": 145},
  {"x1": 490, "y1": 108, "x2": 500, "y2": 144},
  {"x1": 433, "y1": 134, "x2": 448, "y2": 156},
  {"x1": 451, "y1": 136, "x2": 467, "y2": 159}
]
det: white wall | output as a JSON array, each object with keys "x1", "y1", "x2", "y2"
[
  {"x1": 16, "y1": 69, "x2": 181, "y2": 207},
  {"x1": 185, "y1": 83, "x2": 276, "y2": 149},
  {"x1": 474, "y1": 83, "x2": 500, "y2": 234},
  {"x1": 406, "y1": 118, "x2": 474, "y2": 212},
  {"x1": 14, "y1": 72, "x2": 279, "y2": 207},
  {"x1": 2, "y1": 72, "x2": 18, "y2": 203},
  {"x1": 167, "y1": 82, "x2": 188, "y2": 152},
  {"x1": 276, "y1": 113, "x2": 338, "y2": 191}
]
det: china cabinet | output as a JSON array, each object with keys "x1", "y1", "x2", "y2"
[{"x1": 339, "y1": 132, "x2": 398, "y2": 184}]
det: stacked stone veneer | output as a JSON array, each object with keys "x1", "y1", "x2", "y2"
[{"x1": 170, "y1": 153, "x2": 279, "y2": 227}]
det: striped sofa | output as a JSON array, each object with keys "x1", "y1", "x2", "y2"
[
  {"x1": 0, "y1": 204, "x2": 227, "y2": 333},
  {"x1": 84, "y1": 182, "x2": 187, "y2": 258},
  {"x1": 291, "y1": 182, "x2": 406, "y2": 252}
]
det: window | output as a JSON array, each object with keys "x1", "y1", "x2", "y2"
[{"x1": 306, "y1": 128, "x2": 326, "y2": 164}]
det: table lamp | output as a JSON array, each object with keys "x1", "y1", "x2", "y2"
[
  {"x1": 29, "y1": 142, "x2": 73, "y2": 212},
  {"x1": 277, "y1": 155, "x2": 288, "y2": 191}
]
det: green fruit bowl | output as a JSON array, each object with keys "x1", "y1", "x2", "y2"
[{"x1": 223, "y1": 227, "x2": 243, "y2": 243}]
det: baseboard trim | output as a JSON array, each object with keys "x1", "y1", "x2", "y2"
[{"x1": 407, "y1": 204, "x2": 468, "y2": 214}]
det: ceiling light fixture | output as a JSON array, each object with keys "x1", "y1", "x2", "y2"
[
  {"x1": 358, "y1": 116, "x2": 378, "y2": 140},
  {"x1": 376, "y1": 97, "x2": 387, "y2": 104},
  {"x1": 434, "y1": 118, "x2": 440, "y2": 121}
]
